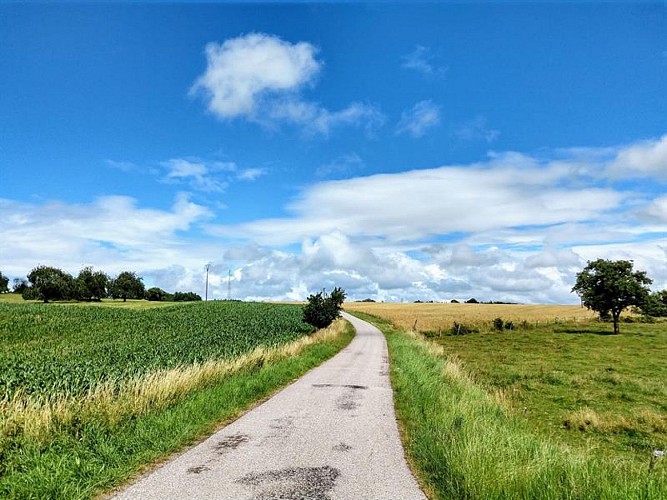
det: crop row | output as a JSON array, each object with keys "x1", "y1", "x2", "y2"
[{"x1": 0, "y1": 301, "x2": 311, "y2": 397}]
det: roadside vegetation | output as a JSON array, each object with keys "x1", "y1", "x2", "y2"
[
  {"x1": 352, "y1": 310, "x2": 666, "y2": 499},
  {"x1": 0, "y1": 300, "x2": 354, "y2": 498}
]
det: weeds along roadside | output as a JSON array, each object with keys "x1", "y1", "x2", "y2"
[
  {"x1": 349, "y1": 311, "x2": 666, "y2": 500},
  {"x1": 0, "y1": 319, "x2": 354, "y2": 499}
]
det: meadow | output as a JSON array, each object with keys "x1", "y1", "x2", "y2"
[
  {"x1": 349, "y1": 306, "x2": 667, "y2": 499},
  {"x1": 0, "y1": 299, "x2": 353, "y2": 498}
]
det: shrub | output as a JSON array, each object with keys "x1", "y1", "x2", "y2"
[
  {"x1": 303, "y1": 287, "x2": 346, "y2": 330},
  {"x1": 493, "y1": 317, "x2": 504, "y2": 331}
]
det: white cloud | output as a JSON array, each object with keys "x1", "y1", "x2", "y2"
[
  {"x1": 638, "y1": 195, "x2": 667, "y2": 222},
  {"x1": 395, "y1": 100, "x2": 441, "y2": 138},
  {"x1": 268, "y1": 99, "x2": 385, "y2": 136},
  {"x1": 190, "y1": 33, "x2": 320, "y2": 118},
  {"x1": 316, "y1": 153, "x2": 365, "y2": 177},
  {"x1": 401, "y1": 45, "x2": 447, "y2": 78},
  {"x1": 162, "y1": 159, "x2": 233, "y2": 192},
  {"x1": 191, "y1": 33, "x2": 384, "y2": 135},
  {"x1": 608, "y1": 134, "x2": 667, "y2": 179},
  {"x1": 160, "y1": 158, "x2": 266, "y2": 191},
  {"x1": 236, "y1": 168, "x2": 267, "y2": 181},
  {"x1": 211, "y1": 160, "x2": 626, "y2": 245},
  {"x1": 0, "y1": 194, "x2": 212, "y2": 280},
  {"x1": 4, "y1": 137, "x2": 665, "y2": 304}
]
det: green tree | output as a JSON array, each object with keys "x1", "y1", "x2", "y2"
[
  {"x1": 640, "y1": 289, "x2": 667, "y2": 317},
  {"x1": 25, "y1": 266, "x2": 75, "y2": 303},
  {"x1": 0, "y1": 271, "x2": 8, "y2": 293},
  {"x1": 303, "y1": 287, "x2": 346, "y2": 329},
  {"x1": 109, "y1": 271, "x2": 145, "y2": 302},
  {"x1": 173, "y1": 291, "x2": 202, "y2": 302},
  {"x1": 146, "y1": 287, "x2": 168, "y2": 301},
  {"x1": 12, "y1": 278, "x2": 29, "y2": 294},
  {"x1": 572, "y1": 259, "x2": 652, "y2": 334},
  {"x1": 75, "y1": 266, "x2": 109, "y2": 301}
]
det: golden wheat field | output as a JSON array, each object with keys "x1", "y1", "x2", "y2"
[{"x1": 343, "y1": 302, "x2": 597, "y2": 332}]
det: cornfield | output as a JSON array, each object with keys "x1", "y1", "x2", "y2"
[{"x1": 0, "y1": 301, "x2": 311, "y2": 398}]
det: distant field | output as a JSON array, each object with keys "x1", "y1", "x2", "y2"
[
  {"x1": 344, "y1": 302, "x2": 596, "y2": 332},
  {"x1": 0, "y1": 293, "x2": 177, "y2": 308}
]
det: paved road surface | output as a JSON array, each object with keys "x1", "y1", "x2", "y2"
[{"x1": 113, "y1": 312, "x2": 425, "y2": 500}]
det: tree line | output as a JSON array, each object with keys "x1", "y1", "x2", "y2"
[{"x1": 0, "y1": 266, "x2": 201, "y2": 303}]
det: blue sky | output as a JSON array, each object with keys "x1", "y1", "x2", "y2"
[{"x1": 1, "y1": 1, "x2": 666, "y2": 303}]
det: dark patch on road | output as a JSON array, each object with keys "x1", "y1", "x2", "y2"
[
  {"x1": 260, "y1": 416, "x2": 295, "y2": 445},
  {"x1": 332, "y1": 442, "x2": 352, "y2": 452},
  {"x1": 311, "y1": 383, "x2": 368, "y2": 390},
  {"x1": 186, "y1": 465, "x2": 210, "y2": 474},
  {"x1": 237, "y1": 466, "x2": 340, "y2": 500},
  {"x1": 214, "y1": 433, "x2": 249, "y2": 454}
]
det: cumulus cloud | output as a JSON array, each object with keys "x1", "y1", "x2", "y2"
[
  {"x1": 401, "y1": 45, "x2": 447, "y2": 78},
  {"x1": 191, "y1": 33, "x2": 384, "y2": 135},
  {"x1": 0, "y1": 194, "x2": 212, "y2": 279},
  {"x1": 4, "y1": 137, "x2": 666, "y2": 304},
  {"x1": 608, "y1": 134, "x2": 667, "y2": 179},
  {"x1": 395, "y1": 100, "x2": 441, "y2": 137},
  {"x1": 190, "y1": 33, "x2": 320, "y2": 118}
]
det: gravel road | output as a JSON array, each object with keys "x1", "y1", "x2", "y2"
[{"x1": 112, "y1": 312, "x2": 426, "y2": 500}]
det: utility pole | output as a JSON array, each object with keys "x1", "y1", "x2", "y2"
[
  {"x1": 227, "y1": 269, "x2": 231, "y2": 300},
  {"x1": 205, "y1": 263, "x2": 210, "y2": 301}
]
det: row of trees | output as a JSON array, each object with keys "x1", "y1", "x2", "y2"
[{"x1": 0, "y1": 266, "x2": 201, "y2": 303}]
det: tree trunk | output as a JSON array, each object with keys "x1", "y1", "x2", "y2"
[{"x1": 612, "y1": 311, "x2": 620, "y2": 335}]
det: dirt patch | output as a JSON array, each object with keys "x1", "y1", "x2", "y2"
[
  {"x1": 214, "y1": 433, "x2": 250, "y2": 454},
  {"x1": 311, "y1": 383, "x2": 368, "y2": 390},
  {"x1": 186, "y1": 465, "x2": 210, "y2": 474},
  {"x1": 237, "y1": 466, "x2": 340, "y2": 500},
  {"x1": 332, "y1": 442, "x2": 352, "y2": 452}
]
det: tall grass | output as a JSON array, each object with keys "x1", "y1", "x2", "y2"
[{"x1": 353, "y1": 312, "x2": 666, "y2": 499}]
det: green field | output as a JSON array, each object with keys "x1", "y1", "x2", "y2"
[
  {"x1": 0, "y1": 300, "x2": 353, "y2": 498},
  {"x1": 351, "y1": 311, "x2": 667, "y2": 499},
  {"x1": 0, "y1": 301, "x2": 312, "y2": 397},
  {"x1": 435, "y1": 321, "x2": 667, "y2": 462}
]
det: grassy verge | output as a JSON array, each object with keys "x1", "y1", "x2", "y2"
[
  {"x1": 0, "y1": 320, "x2": 355, "y2": 499},
  {"x1": 351, "y1": 311, "x2": 666, "y2": 500}
]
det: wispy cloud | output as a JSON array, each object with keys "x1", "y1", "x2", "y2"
[
  {"x1": 316, "y1": 153, "x2": 365, "y2": 178},
  {"x1": 401, "y1": 45, "x2": 447, "y2": 78},
  {"x1": 236, "y1": 167, "x2": 267, "y2": 181},
  {"x1": 395, "y1": 100, "x2": 441, "y2": 138},
  {"x1": 455, "y1": 116, "x2": 500, "y2": 143},
  {"x1": 191, "y1": 33, "x2": 384, "y2": 136},
  {"x1": 161, "y1": 159, "x2": 236, "y2": 192}
]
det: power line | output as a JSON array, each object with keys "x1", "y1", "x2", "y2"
[{"x1": 205, "y1": 263, "x2": 210, "y2": 301}]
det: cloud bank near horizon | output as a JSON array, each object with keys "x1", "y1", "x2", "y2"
[{"x1": 2, "y1": 135, "x2": 665, "y2": 304}]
